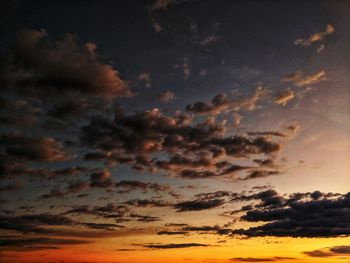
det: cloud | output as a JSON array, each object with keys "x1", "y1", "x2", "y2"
[
  {"x1": 304, "y1": 245, "x2": 350, "y2": 257},
  {"x1": 247, "y1": 131, "x2": 287, "y2": 137},
  {"x1": 183, "y1": 59, "x2": 190, "y2": 80},
  {"x1": 1, "y1": 29, "x2": 131, "y2": 98},
  {"x1": 115, "y1": 180, "x2": 178, "y2": 198},
  {"x1": 150, "y1": 0, "x2": 173, "y2": 11},
  {"x1": 282, "y1": 70, "x2": 326, "y2": 87},
  {"x1": 241, "y1": 170, "x2": 280, "y2": 181},
  {"x1": 0, "y1": 237, "x2": 91, "y2": 251},
  {"x1": 80, "y1": 107, "x2": 282, "y2": 180},
  {"x1": 139, "y1": 73, "x2": 152, "y2": 88},
  {"x1": 0, "y1": 132, "x2": 68, "y2": 162},
  {"x1": 274, "y1": 90, "x2": 294, "y2": 106},
  {"x1": 0, "y1": 180, "x2": 23, "y2": 191},
  {"x1": 158, "y1": 91, "x2": 176, "y2": 102},
  {"x1": 157, "y1": 231, "x2": 188, "y2": 235},
  {"x1": 186, "y1": 86, "x2": 265, "y2": 115},
  {"x1": 231, "y1": 257, "x2": 295, "y2": 262},
  {"x1": 0, "y1": 97, "x2": 40, "y2": 127},
  {"x1": 0, "y1": 212, "x2": 124, "y2": 236},
  {"x1": 129, "y1": 213, "x2": 161, "y2": 222},
  {"x1": 232, "y1": 191, "x2": 350, "y2": 238},
  {"x1": 174, "y1": 198, "x2": 225, "y2": 212},
  {"x1": 295, "y1": 24, "x2": 334, "y2": 47},
  {"x1": 89, "y1": 170, "x2": 113, "y2": 188},
  {"x1": 143, "y1": 243, "x2": 208, "y2": 249},
  {"x1": 64, "y1": 203, "x2": 130, "y2": 222},
  {"x1": 125, "y1": 199, "x2": 171, "y2": 207}
]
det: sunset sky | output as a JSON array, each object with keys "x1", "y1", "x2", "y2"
[{"x1": 0, "y1": 0, "x2": 349, "y2": 262}]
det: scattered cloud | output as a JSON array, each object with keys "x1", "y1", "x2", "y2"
[
  {"x1": 282, "y1": 70, "x2": 326, "y2": 87},
  {"x1": 274, "y1": 90, "x2": 294, "y2": 106},
  {"x1": 186, "y1": 86, "x2": 265, "y2": 115},
  {"x1": 139, "y1": 73, "x2": 152, "y2": 88},
  {"x1": 295, "y1": 24, "x2": 334, "y2": 47},
  {"x1": 158, "y1": 91, "x2": 176, "y2": 102}
]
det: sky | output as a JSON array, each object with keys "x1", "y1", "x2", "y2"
[{"x1": 0, "y1": 0, "x2": 349, "y2": 262}]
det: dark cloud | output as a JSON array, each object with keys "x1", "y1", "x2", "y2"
[
  {"x1": 143, "y1": 243, "x2": 208, "y2": 249},
  {"x1": 231, "y1": 257, "x2": 295, "y2": 262},
  {"x1": 0, "y1": 97, "x2": 40, "y2": 127},
  {"x1": 89, "y1": 170, "x2": 113, "y2": 188},
  {"x1": 186, "y1": 86, "x2": 265, "y2": 115},
  {"x1": 304, "y1": 245, "x2": 350, "y2": 257},
  {"x1": 0, "y1": 180, "x2": 23, "y2": 191},
  {"x1": 64, "y1": 203, "x2": 159, "y2": 223},
  {"x1": 232, "y1": 191, "x2": 350, "y2": 238},
  {"x1": 129, "y1": 213, "x2": 161, "y2": 222},
  {"x1": 174, "y1": 198, "x2": 225, "y2": 212},
  {"x1": 241, "y1": 170, "x2": 280, "y2": 181},
  {"x1": 157, "y1": 231, "x2": 188, "y2": 235},
  {"x1": 0, "y1": 212, "x2": 126, "y2": 236},
  {"x1": 0, "y1": 237, "x2": 91, "y2": 251},
  {"x1": 125, "y1": 199, "x2": 171, "y2": 207},
  {"x1": 1, "y1": 29, "x2": 131, "y2": 98},
  {"x1": 115, "y1": 180, "x2": 174, "y2": 195},
  {"x1": 0, "y1": 132, "x2": 68, "y2": 162},
  {"x1": 247, "y1": 131, "x2": 287, "y2": 138},
  {"x1": 64, "y1": 203, "x2": 130, "y2": 222},
  {"x1": 80, "y1": 107, "x2": 282, "y2": 180}
]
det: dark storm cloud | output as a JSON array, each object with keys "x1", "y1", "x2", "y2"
[
  {"x1": 0, "y1": 29, "x2": 131, "y2": 98},
  {"x1": 143, "y1": 243, "x2": 208, "y2": 249},
  {"x1": 174, "y1": 198, "x2": 225, "y2": 212},
  {"x1": 230, "y1": 257, "x2": 296, "y2": 262},
  {"x1": 186, "y1": 86, "x2": 265, "y2": 115},
  {"x1": 232, "y1": 191, "x2": 350, "y2": 238},
  {"x1": 0, "y1": 132, "x2": 68, "y2": 162},
  {"x1": 303, "y1": 245, "x2": 350, "y2": 257}
]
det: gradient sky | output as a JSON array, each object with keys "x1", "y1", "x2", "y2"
[{"x1": 0, "y1": 1, "x2": 350, "y2": 262}]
